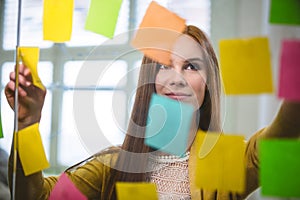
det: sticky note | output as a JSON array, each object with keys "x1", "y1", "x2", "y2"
[
  {"x1": 43, "y1": 0, "x2": 74, "y2": 42},
  {"x1": 198, "y1": 132, "x2": 221, "y2": 159},
  {"x1": 18, "y1": 47, "x2": 45, "y2": 90},
  {"x1": 17, "y1": 123, "x2": 49, "y2": 176},
  {"x1": 131, "y1": 1, "x2": 186, "y2": 66},
  {"x1": 145, "y1": 94, "x2": 193, "y2": 156},
  {"x1": 259, "y1": 139, "x2": 300, "y2": 198},
  {"x1": 278, "y1": 39, "x2": 300, "y2": 101},
  {"x1": 269, "y1": 0, "x2": 300, "y2": 26},
  {"x1": 49, "y1": 173, "x2": 87, "y2": 200},
  {"x1": 85, "y1": 0, "x2": 123, "y2": 38},
  {"x1": 116, "y1": 182, "x2": 158, "y2": 200},
  {"x1": 193, "y1": 131, "x2": 245, "y2": 193},
  {"x1": 219, "y1": 37, "x2": 273, "y2": 95}
]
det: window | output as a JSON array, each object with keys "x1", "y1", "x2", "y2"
[
  {"x1": 3, "y1": 0, "x2": 52, "y2": 49},
  {"x1": 0, "y1": 0, "x2": 211, "y2": 174}
]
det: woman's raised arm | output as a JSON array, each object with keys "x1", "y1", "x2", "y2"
[
  {"x1": 260, "y1": 100, "x2": 300, "y2": 139},
  {"x1": 5, "y1": 64, "x2": 47, "y2": 199},
  {"x1": 5, "y1": 64, "x2": 46, "y2": 130}
]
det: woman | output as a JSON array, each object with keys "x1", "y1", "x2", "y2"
[{"x1": 6, "y1": 25, "x2": 300, "y2": 200}]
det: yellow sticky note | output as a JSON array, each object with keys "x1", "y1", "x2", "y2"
[
  {"x1": 192, "y1": 131, "x2": 246, "y2": 193},
  {"x1": 219, "y1": 37, "x2": 273, "y2": 95},
  {"x1": 43, "y1": 0, "x2": 74, "y2": 42},
  {"x1": 18, "y1": 47, "x2": 45, "y2": 90},
  {"x1": 116, "y1": 182, "x2": 158, "y2": 200},
  {"x1": 18, "y1": 123, "x2": 49, "y2": 176},
  {"x1": 131, "y1": 1, "x2": 186, "y2": 66}
]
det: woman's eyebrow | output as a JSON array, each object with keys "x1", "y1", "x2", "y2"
[
  {"x1": 186, "y1": 58, "x2": 204, "y2": 63},
  {"x1": 168, "y1": 57, "x2": 204, "y2": 65}
]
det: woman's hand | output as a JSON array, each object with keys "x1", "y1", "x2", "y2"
[
  {"x1": 5, "y1": 64, "x2": 46, "y2": 130},
  {"x1": 260, "y1": 100, "x2": 300, "y2": 139}
]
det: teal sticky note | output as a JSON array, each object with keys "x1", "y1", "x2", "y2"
[
  {"x1": 269, "y1": 0, "x2": 300, "y2": 26},
  {"x1": 259, "y1": 139, "x2": 300, "y2": 198},
  {"x1": 145, "y1": 94, "x2": 193, "y2": 156},
  {"x1": 85, "y1": 0, "x2": 123, "y2": 38}
]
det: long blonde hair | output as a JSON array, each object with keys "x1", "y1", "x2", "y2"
[{"x1": 103, "y1": 25, "x2": 221, "y2": 199}]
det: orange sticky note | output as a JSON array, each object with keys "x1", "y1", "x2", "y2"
[
  {"x1": 43, "y1": 0, "x2": 74, "y2": 42},
  {"x1": 131, "y1": 1, "x2": 186, "y2": 66},
  {"x1": 18, "y1": 47, "x2": 45, "y2": 90},
  {"x1": 193, "y1": 131, "x2": 246, "y2": 193},
  {"x1": 219, "y1": 37, "x2": 273, "y2": 95},
  {"x1": 18, "y1": 123, "x2": 49, "y2": 176},
  {"x1": 116, "y1": 182, "x2": 158, "y2": 200}
]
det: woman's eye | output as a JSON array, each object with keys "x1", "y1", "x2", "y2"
[
  {"x1": 185, "y1": 63, "x2": 199, "y2": 71},
  {"x1": 159, "y1": 64, "x2": 170, "y2": 70}
]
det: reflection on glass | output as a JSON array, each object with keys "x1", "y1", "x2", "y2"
[
  {"x1": 63, "y1": 60, "x2": 127, "y2": 88},
  {"x1": 59, "y1": 91, "x2": 126, "y2": 166}
]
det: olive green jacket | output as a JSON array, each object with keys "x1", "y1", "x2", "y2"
[{"x1": 9, "y1": 128, "x2": 263, "y2": 200}]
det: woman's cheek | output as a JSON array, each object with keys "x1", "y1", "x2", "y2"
[{"x1": 155, "y1": 76, "x2": 164, "y2": 94}]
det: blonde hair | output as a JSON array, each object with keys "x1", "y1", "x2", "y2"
[{"x1": 104, "y1": 25, "x2": 221, "y2": 199}]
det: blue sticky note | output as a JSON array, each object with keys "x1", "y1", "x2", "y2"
[{"x1": 145, "y1": 94, "x2": 193, "y2": 156}]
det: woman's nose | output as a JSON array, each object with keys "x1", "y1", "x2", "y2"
[{"x1": 168, "y1": 68, "x2": 187, "y2": 87}]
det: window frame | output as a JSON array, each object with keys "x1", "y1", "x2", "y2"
[{"x1": 0, "y1": 0, "x2": 211, "y2": 175}]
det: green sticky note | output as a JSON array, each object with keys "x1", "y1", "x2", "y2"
[
  {"x1": 259, "y1": 139, "x2": 300, "y2": 198},
  {"x1": 85, "y1": 0, "x2": 123, "y2": 38},
  {"x1": 145, "y1": 94, "x2": 193, "y2": 156},
  {"x1": 269, "y1": 0, "x2": 300, "y2": 26},
  {"x1": 0, "y1": 112, "x2": 3, "y2": 138}
]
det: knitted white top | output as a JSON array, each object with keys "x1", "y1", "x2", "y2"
[{"x1": 147, "y1": 152, "x2": 191, "y2": 200}]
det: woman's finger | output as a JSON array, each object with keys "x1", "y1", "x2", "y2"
[
  {"x1": 19, "y1": 64, "x2": 32, "y2": 81},
  {"x1": 9, "y1": 71, "x2": 31, "y2": 87},
  {"x1": 18, "y1": 64, "x2": 26, "y2": 74},
  {"x1": 6, "y1": 80, "x2": 28, "y2": 97}
]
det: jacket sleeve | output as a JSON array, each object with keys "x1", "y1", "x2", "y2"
[
  {"x1": 259, "y1": 101, "x2": 300, "y2": 139},
  {"x1": 241, "y1": 128, "x2": 263, "y2": 199},
  {"x1": 242, "y1": 101, "x2": 300, "y2": 199},
  {"x1": 9, "y1": 147, "x2": 116, "y2": 200}
]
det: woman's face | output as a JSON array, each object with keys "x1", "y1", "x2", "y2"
[{"x1": 155, "y1": 35, "x2": 207, "y2": 109}]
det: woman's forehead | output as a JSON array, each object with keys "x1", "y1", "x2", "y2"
[{"x1": 171, "y1": 34, "x2": 204, "y2": 61}]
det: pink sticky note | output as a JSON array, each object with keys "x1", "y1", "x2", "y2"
[
  {"x1": 278, "y1": 39, "x2": 300, "y2": 101},
  {"x1": 49, "y1": 173, "x2": 87, "y2": 200}
]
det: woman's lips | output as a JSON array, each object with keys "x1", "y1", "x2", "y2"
[{"x1": 165, "y1": 92, "x2": 191, "y2": 100}]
